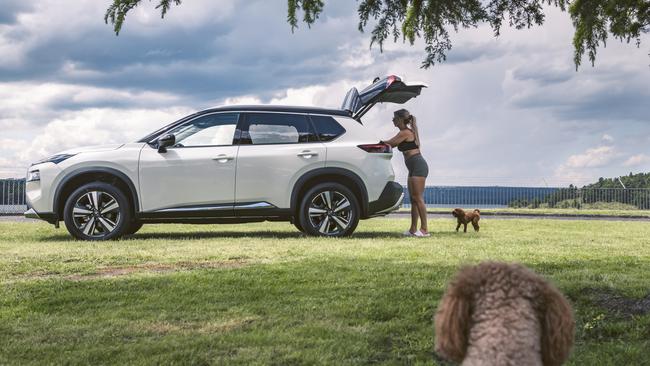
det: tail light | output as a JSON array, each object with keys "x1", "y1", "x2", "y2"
[
  {"x1": 386, "y1": 75, "x2": 398, "y2": 87},
  {"x1": 358, "y1": 142, "x2": 392, "y2": 153}
]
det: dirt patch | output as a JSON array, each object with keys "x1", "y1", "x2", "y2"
[
  {"x1": 10, "y1": 260, "x2": 248, "y2": 283},
  {"x1": 586, "y1": 288, "x2": 650, "y2": 318},
  {"x1": 138, "y1": 317, "x2": 257, "y2": 335},
  {"x1": 67, "y1": 260, "x2": 248, "y2": 280}
]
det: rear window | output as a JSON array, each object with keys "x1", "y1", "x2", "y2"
[
  {"x1": 239, "y1": 113, "x2": 318, "y2": 145},
  {"x1": 310, "y1": 115, "x2": 346, "y2": 142}
]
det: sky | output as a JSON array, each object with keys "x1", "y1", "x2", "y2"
[{"x1": 0, "y1": 0, "x2": 648, "y2": 186}]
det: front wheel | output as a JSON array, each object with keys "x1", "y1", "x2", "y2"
[
  {"x1": 63, "y1": 182, "x2": 132, "y2": 241},
  {"x1": 298, "y1": 183, "x2": 360, "y2": 237}
]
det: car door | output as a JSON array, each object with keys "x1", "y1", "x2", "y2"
[
  {"x1": 138, "y1": 112, "x2": 240, "y2": 213},
  {"x1": 234, "y1": 112, "x2": 326, "y2": 212}
]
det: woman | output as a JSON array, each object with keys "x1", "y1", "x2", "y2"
[{"x1": 383, "y1": 109, "x2": 429, "y2": 237}]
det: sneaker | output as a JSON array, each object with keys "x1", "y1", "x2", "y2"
[
  {"x1": 414, "y1": 230, "x2": 431, "y2": 237},
  {"x1": 403, "y1": 230, "x2": 416, "y2": 237}
]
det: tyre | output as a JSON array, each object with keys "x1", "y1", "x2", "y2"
[
  {"x1": 298, "y1": 182, "x2": 360, "y2": 237},
  {"x1": 292, "y1": 218, "x2": 305, "y2": 233},
  {"x1": 125, "y1": 220, "x2": 143, "y2": 235},
  {"x1": 63, "y1": 182, "x2": 132, "y2": 241}
]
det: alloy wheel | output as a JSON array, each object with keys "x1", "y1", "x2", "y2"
[
  {"x1": 308, "y1": 190, "x2": 353, "y2": 235},
  {"x1": 72, "y1": 191, "x2": 121, "y2": 238}
]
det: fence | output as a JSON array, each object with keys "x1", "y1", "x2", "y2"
[
  {"x1": 1, "y1": 179, "x2": 26, "y2": 215},
  {"x1": 401, "y1": 186, "x2": 650, "y2": 210},
  {"x1": 2, "y1": 179, "x2": 650, "y2": 215}
]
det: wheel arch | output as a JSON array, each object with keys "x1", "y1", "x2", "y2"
[
  {"x1": 290, "y1": 167, "x2": 369, "y2": 218},
  {"x1": 53, "y1": 167, "x2": 139, "y2": 220}
]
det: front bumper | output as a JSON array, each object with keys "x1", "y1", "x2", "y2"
[
  {"x1": 367, "y1": 182, "x2": 404, "y2": 217},
  {"x1": 24, "y1": 208, "x2": 58, "y2": 225},
  {"x1": 24, "y1": 208, "x2": 39, "y2": 219}
]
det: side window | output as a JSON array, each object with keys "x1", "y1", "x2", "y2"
[
  {"x1": 240, "y1": 113, "x2": 317, "y2": 145},
  {"x1": 168, "y1": 113, "x2": 238, "y2": 147},
  {"x1": 310, "y1": 115, "x2": 346, "y2": 141}
]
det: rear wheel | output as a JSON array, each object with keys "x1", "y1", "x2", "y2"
[
  {"x1": 292, "y1": 218, "x2": 305, "y2": 233},
  {"x1": 63, "y1": 182, "x2": 132, "y2": 241},
  {"x1": 298, "y1": 183, "x2": 360, "y2": 237}
]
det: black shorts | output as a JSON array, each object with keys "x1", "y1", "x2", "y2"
[{"x1": 405, "y1": 153, "x2": 429, "y2": 178}]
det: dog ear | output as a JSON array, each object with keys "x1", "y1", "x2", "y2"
[
  {"x1": 539, "y1": 280, "x2": 575, "y2": 366},
  {"x1": 434, "y1": 268, "x2": 475, "y2": 363}
]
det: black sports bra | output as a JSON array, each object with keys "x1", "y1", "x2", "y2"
[{"x1": 398, "y1": 140, "x2": 418, "y2": 152}]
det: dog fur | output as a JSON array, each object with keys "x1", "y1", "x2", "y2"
[
  {"x1": 434, "y1": 262, "x2": 575, "y2": 366},
  {"x1": 452, "y1": 208, "x2": 480, "y2": 232}
]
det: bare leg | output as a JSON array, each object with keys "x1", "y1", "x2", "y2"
[
  {"x1": 409, "y1": 176, "x2": 428, "y2": 233},
  {"x1": 407, "y1": 178, "x2": 418, "y2": 233}
]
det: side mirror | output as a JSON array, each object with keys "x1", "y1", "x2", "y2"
[{"x1": 157, "y1": 133, "x2": 175, "y2": 153}]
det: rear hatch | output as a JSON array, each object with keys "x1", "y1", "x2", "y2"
[{"x1": 341, "y1": 75, "x2": 427, "y2": 120}]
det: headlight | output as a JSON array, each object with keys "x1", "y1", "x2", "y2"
[
  {"x1": 27, "y1": 170, "x2": 40, "y2": 182},
  {"x1": 33, "y1": 153, "x2": 76, "y2": 165}
]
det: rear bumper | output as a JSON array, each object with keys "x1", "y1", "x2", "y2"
[{"x1": 367, "y1": 182, "x2": 404, "y2": 217}]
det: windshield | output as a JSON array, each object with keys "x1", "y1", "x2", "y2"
[{"x1": 136, "y1": 112, "x2": 200, "y2": 143}]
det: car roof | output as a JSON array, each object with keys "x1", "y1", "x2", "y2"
[
  {"x1": 137, "y1": 105, "x2": 353, "y2": 143},
  {"x1": 203, "y1": 105, "x2": 352, "y2": 117}
]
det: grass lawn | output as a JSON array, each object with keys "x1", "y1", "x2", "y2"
[{"x1": 1, "y1": 218, "x2": 649, "y2": 365}]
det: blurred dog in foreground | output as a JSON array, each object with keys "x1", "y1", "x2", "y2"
[
  {"x1": 452, "y1": 208, "x2": 481, "y2": 232},
  {"x1": 434, "y1": 262, "x2": 575, "y2": 366}
]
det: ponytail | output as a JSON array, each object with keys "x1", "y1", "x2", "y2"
[{"x1": 408, "y1": 115, "x2": 421, "y2": 147}]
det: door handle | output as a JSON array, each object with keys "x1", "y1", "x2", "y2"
[
  {"x1": 213, "y1": 154, "x2": 235, "y2": 163},
  {"x1": 297, "y1": 150, "x2": 318, "y2": 159}
]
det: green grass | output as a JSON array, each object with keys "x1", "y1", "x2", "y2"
[
  {"x1": 403, "y1": 207, "x2": 650, "y2": 217},
  {"x1": 1, "y1": 218, "x2": 649, "y2": 365}
]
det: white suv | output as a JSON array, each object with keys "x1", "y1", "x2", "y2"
[{"x1": 25, "y1": 76, "x2": 425, "y2": 240}]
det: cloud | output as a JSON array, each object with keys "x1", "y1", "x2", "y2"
[
  {"x1": 0, "y1": 0, "x2": 405, "y2": 104},
  {"x1": 0, "y1": 0, "x2": 33, "y2": 25},
  {"x1": 624, "y1": 154, "x2": 650, "y2": 167},
  {"x1": 564, "y1": 146, "x2": 618, "y2": 168},
  {"x1": 503, "y1": 50, "x2": 650, "y2": 123},
  {"x1": 601, "y1": 134, "x2": 614, "y2": 143},
  {"x1": 0, "y1": 82, "x2": 186, "y2": 128},
  {"x1": 15, "y1": 107, "x2": 194, "y2": 164}
]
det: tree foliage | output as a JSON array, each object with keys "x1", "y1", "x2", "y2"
[
  {"x1": 105, "y1": 0, "x2": 182, "y2": 35},
  {"x1": 583, "y1": 172, "x2": 650, "y2": 189},
  {"x1": 105, "y1": 0, "x2": 649, "y2": 69}
]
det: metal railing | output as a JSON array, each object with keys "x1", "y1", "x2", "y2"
[
  {"x1": 0, "y1": 179, "x2": 26, "y2": 215},
  {"x1": 2, "y1": 179, "x2": 650, "y2": 215},
  {"x1": 401, "y1": 186, "x2": 650, "y2": 210}
]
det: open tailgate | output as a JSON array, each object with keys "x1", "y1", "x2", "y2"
[{"x1": 341, "y1": 75, "x2": 427, "y2": 120}]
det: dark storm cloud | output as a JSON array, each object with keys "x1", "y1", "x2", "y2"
[
  {"x1": 509, "y1": 65, "x2": 650, "y2": 122},
  {"x1": 0, "y1": 0, "x2": 369, "y2": 103},
  {"x1": 0, "y1": 0, "x2": 495, "y2": 108},
  {"x1": 512, "y1": 66, "x2": 574, "y2": 85},
  {"x1": 0, "y1": 0, "x2": 33, "y2": 25},
  {"x1": 444, "y1": 41, "x2": 506, "y2": 64}
]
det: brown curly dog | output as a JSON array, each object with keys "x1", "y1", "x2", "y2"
[
  {"x1": 434, "y1": 262, "x2": 575, "y2": 366},
  {"x1": 452, "y1": 208, "x2": 480, "y2": 232}
]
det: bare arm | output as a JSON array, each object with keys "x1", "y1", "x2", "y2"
[{"x1": 383, "y1": 130, "x2": 409, "y2": 147}]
